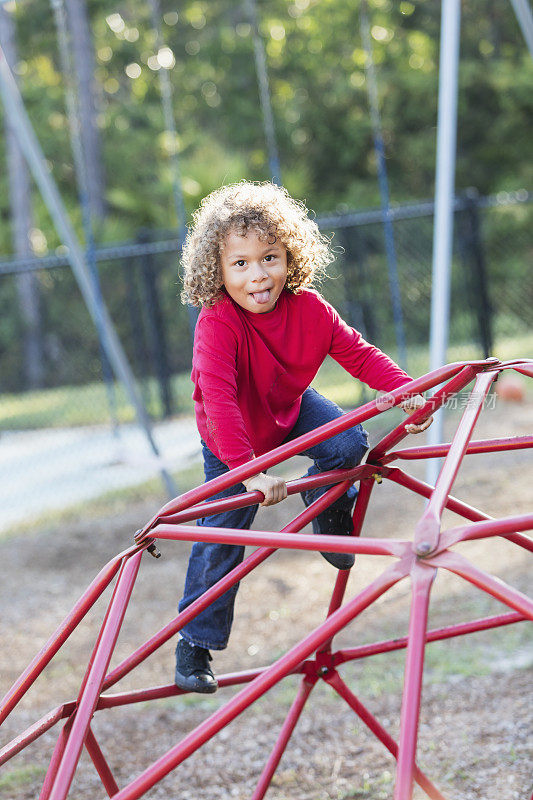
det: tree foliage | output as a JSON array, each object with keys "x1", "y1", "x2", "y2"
[
  {"x1": 0, "y1": 0, "x2": 531, "y2": 249},
  {"x1": 0, "y1": 0, "x2": 531, "y2": 395}
]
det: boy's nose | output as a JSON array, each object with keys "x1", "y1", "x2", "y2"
[{"x1": 250, "y1": 262, "x2": 267, "y2": 280}]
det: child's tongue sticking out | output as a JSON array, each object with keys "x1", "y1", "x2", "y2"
[{"x1": 251, "y1": 289, "x2": 271, "y2": 305}]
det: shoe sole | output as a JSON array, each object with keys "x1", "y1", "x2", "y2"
[
  {"x1": 320, "y1": 551, "x2": 355, "y2": 570},
  {"x1": 174, "y1": 673, "x2": 219, "y2": 694}
]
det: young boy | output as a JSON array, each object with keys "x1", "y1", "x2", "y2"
[{"x1": 174, "y1": 181, "x2": 431, "y2": 693}]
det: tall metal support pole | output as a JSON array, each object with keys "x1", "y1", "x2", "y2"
[
  {"x1": 50, "y1": 0, "x2": 120, "y2": 438},
  {"x1": 509, "y1": 0, "x2": 533, "y2": 58},
  {"x1": 148, "y1": 0, "x2": 187, "y2": 237},
  {"x1": 360, "y1": 2, "x2": 408, "y2": 370},
  {"x1": 426, "y1": 0, "x2": 461, "y2": 487},
  {"x1": 244, "y1": 0, "x2": 282, "y2": 185},
  {"x1": 148, "y1": 0, "x2": 197, "y2": 341},
  {"x1": 0, "y1": 46, "x2": 176, "y2": 497}
]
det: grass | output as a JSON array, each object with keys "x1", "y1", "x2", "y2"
[
  {"x1": 0, "y1": 371, "x2": 195, "y2": 430},
  {"x1": 1, "y1": 333, "x2": 531, "y2": 431},
  {"x1": 0, "y1": 765, "x2": 46, "y2": 791}
]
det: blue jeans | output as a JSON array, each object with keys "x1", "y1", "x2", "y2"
[{"x1": 178, "y1": 388, "x2": 369, "y2": 650}]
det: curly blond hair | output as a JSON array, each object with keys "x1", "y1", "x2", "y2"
[{"x1": 180, "y1": 181, "x2": 335, "y2": 307}]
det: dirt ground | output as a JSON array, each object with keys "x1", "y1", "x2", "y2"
[{"x1": 0, "y1": 398, "x2": 532, "y2": 800}]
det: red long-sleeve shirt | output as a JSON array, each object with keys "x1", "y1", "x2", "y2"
[{"x1": 192, "y1": 288, "x2": 411, "y2": 469}]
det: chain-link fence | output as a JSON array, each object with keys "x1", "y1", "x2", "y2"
[{"x1": 0, "y1": 190, "x2": 531, "y2": 530}]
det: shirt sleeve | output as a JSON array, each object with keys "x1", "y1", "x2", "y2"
[
  {"x1": 194, "y1": 316, "x2": 255, "y2": 470},
  {"x1": 324, "y1": 301, "x2": 412, "y2": 392}
]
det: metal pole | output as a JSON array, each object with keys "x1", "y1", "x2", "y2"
[
  {"x1": 360, "y1": 2, "x2": 408, "y2": 370},
  {"x1": 426, "y1": 0, "x2": 461, "y2": 487},
  {"x1": 394, "y1": 564, "x2": 436, "y2": 800},
  {"x1": 244, "y1": 0, "x2": 282, "y2": 184},
  {"x1": 148, "y1": 0, "x2": 187, "y2": 235},
  {"x1": 147, "y1": 0, "x2": 197, "y2": 340},
  {"x1": 50, "y1": 0, "x2": 121, "y2": 437},
  {"x1": 509, "y1": 0, "x2": 533, "y2": 58},
  {"x1": 0, "y1": 46, "x2": 177, "y2": 497},
  {"x1": 251, "y1": 676, "x2": 316, "y2": 800}
]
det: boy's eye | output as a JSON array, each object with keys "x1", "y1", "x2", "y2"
[
  {"x1": 264, "y1": 254, "x2": 275, "y2": 262},
  {"x1": 235, "y1": 260, "x2": 246, "y2": 267}
]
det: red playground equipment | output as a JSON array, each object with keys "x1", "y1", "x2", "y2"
[{"x1": 1, "y1": 357, "x2": 532, "y2": 799}]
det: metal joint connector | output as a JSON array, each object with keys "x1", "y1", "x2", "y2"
[{"x1": 135, "y1": 530, "x2": 161, "y2": 559}]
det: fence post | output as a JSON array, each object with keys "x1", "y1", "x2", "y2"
[
  {"x1": 342, "y1": 226, "x2": 378, "y2": 345},
  {"x1": 137, "y1": 229, "x2": 174, "y2": 418},
  {"x1": 123, "y1": 251, "x2": 151, "y2": 410},
  {"x1": 460, "y1": 189, "x2": 493, "y2": 358}
]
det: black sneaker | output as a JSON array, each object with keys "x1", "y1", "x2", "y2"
[
  {"x1": 174, "y1": 638, "x2": 218, "y2": 694},
  {"x1": 304, "y1": 498, "x2": 356, "y2": 570}
]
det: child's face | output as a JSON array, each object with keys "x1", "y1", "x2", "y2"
[{"x1": 220, "y1": 228, "x2": 288, "y2": 314}]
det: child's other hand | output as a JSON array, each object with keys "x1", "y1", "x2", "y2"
[
  {"x1": 242, "y1": 473, "x2": 287, "y2": 506},
  {"x1": 400, "y1": 394, "x2": 433, "y2": 434}
]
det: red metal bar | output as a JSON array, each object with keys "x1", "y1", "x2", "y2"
[
  {"x1": 413, "y1": 370, "x2": 496, "y2": 556},
  {"x1": 47, "y1": 551, "x2": 143, "y2": 800},
  {"x1": 0, "y1": 550, "x2": 129, "y2": 725},
  {"x1": 2, "y1": 608, "x2": 523, "y2": 763},
  {"x1": 151, "y1": 524, "x2": 408, "y2": 557},
  {"x1": 436, "y1": 514, "x2": 533, "y2": 552},
  {"x1": 500, "y1": 531, "x2": 533, "y2": 553},
  {"x1": 394, "y1": 562, "x2": 436, "y2": 800},
  {"x1": 103, "y1": 477, "x2": 356, "y2": 691},
  {"x1": 138, "y1": 362, "x2": 476, "y2": 536},
  {"x1": 0, "y1": 702, "x2": 74, "y2": 766},
  {"x1": 326, "y1": 671, "x2": 446, "y2": 800},
  {"x1": 382, "y1": 467, "x2": 532, "y2": 555},
  {"x1": 334, "y1": 611, "x2": 524, "y2": 665},
  {"x1": 319, "y1": 477, "x2": 376, "y2": 655},
  {"x1": 427, "y1": 551, "x2": 533, "y2": 620},
  {"x1": 384, "y1": 466, "x2": 490, "y2": 522},
  {"x1": 159, "y1": 464, "x2": 372, "y2": 526},
  {"x1": 39, "y1": 715, "x2": 75, "y2": 800},
  {"x1": 85, "y1": 727, "x2": 120, "y2": 797},
  {"x1": 367, "y1": 363, "x2": 483, "y2": 463},
  {"x1": 106, "y1": 557, "x2": 412, "y2": 800},
  {"x1": 513, "y1": 363, "x2": 533, "y2": 378},
  {"x1": 99, "y1": 667, "x2": 298, "y2": 709},
  {"x1": 251, "y1": 674, "x2": 317, "y2": 800},
  {"x1": 382, "y1": 434, "x2": 533, "y2": 465},
  {"x1": 498, "y1": 358, "x2": 533, "y2": 368}
]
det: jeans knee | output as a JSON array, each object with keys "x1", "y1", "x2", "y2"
[{"x1": 332, "y1": 425, "x2": 369, "y2": 469}]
